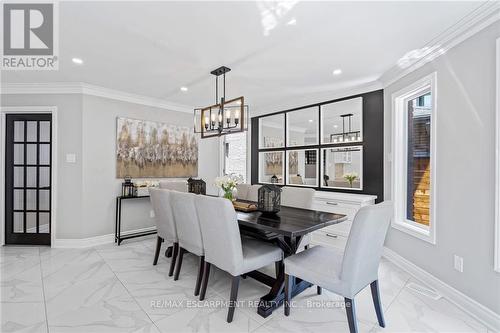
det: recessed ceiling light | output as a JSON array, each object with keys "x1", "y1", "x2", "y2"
[
  {"x1": 332, "y1": 69, "x2": 342, "y2": 76},
  {"x1": 308, "y1": 119, "x2": 313, "y2": 123},
  {"x1": 72, "y1": 58, "x2": 83, "y2": 65},
  {"x1": 287, "y1": 18, "x2": 297, "y2": 26},
  {"x1": 333, "y1": 125, "x2": 339, "y2": 129},
  {"x1": 180, "y1": 86, "x2": 188, "y2": 92}
]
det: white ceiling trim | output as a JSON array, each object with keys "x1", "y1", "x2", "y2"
[
  {"x1": 251, "y1": 80, "x2": 383, "y2": 117},
  {"x1": 0, "y1": 82, "x2": 194, "y2": 113},
  {"x1": 379, "y1": 1, "x2": 500, "y2": 87}
]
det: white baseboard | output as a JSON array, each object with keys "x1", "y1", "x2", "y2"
[
  {"x1": 383, "y1": 247, "x2": 500, "y2": 332},
  {"x1": 52, "y1": 226, "x2": 156, "y2": 248}
]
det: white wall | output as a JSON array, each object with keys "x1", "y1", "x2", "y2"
[
  {"x1": 384, "y1": 21, "x2": 500, "y2": 314},
  {"x1": 1, "y1": 93, "x2": 220, "y2": 240}
]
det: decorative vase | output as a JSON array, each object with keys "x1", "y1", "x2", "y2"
[{"x1": 223, "y1": 189, "x2": 234, "y2": 201}]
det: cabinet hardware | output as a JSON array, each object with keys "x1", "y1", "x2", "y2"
[
  {"x1": 326, "y1": 233, "x2": 338, "y2": 239},
  {"x1": 326, "y1": 202, "x2": 338, "y2": 206}
]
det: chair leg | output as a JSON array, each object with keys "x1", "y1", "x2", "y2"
[
  {"x1": 194, "y1": 256, "x2": 205, "y2": 296},
  {"x1": 173, "y1": 247, "x2": 185, "y2": 281},
  {"x1": 153, "y1": 236, "x2": 162, "y2": 265},
  {"x1": 168, "y1": 242, "x2": 179, "y2": 277},
  {"x1": 370, "y1": 280, "x2": 385, "y2": 327},
  {"x1": 199, "y1": 262, "x2": 211, "y2": 301},
  {"x1": 284, "y1": 273, "x2": 292, "y2": 316},
  {"x1": 227, "y1": 275, "x2": 240, "y2": 323},
  {"x1": 317, "y1": 286, "x2": 322, "y2": 295},
  {"x1": 345, "y1": 298, "x2": 358, "y2": 333}
]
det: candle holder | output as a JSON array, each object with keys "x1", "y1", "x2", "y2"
[
  {"x1": 187, "y1": 177, "x2": 206, "y2": 195},
  {"x1": 257, "y1": 184, "x2": 281, "y2": 215},
  {"x1": 122, "y1": 177, "x2": 137, "y2": 197}
]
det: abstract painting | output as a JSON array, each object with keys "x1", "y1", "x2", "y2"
[{"x1": 116, "y1": 117, "x2": 198, "y2": 178}]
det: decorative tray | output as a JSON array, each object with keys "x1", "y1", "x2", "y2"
[{"x1": 233, "y1": 201, "x2": 258, "y2": 212}]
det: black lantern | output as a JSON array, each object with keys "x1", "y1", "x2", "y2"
[
  {"x1": 122, "y1": 177, "x2": 137, "y2": 197},
  {"x1": 187, "y1": 177, "x2": 206, "y2": 195},
  {"x1": 258, "y1": 184, "x2": 281, "y2": 215}
]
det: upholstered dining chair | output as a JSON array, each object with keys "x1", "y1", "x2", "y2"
[
  {"x1": 236, "y1": 184, "x2": 250, "y2": 200},
  {"x1": 281, "y1": 186, "x2": 315, "y2": 251},
  {"x1": 281, "y1": 186, "x2": 315, "y2": 209},
  {"x1": 169, "y1": 191, "x2": 205, "y2": 296},
  {"x1": 283, "y1": 201, "x2": 393, "y2": 333},
  {"x1": 159, "y1": 180, "x2": 188, "y2": 192},
  {"x1": 246, "y1": 184, "x2": 261, "y2": 202},
  {"x1": 194, "y1": 195, "x2": 283, "y2": 323},
  {"x1": 149, "y1": 188, "x2": 178, "y2": 277}
]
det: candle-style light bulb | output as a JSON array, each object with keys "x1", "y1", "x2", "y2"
[
  {"x1": 225, "y1": 109, "x2": 231, "y2": 124},
  {"x1": 235, "y1": 109, "x2": 240, "y2": 119},
  {"x1": 204, "y1": 116, "x2": 209, "y2": 130}
]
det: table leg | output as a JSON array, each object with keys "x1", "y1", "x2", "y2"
[
  {"x1": 117, "y1": 198, "x2": 122, "y2": 246},
  {"x1": 257, "y1": 235, "x2": 311, "y2": 318},
  {"x1": 165, "y1": 246, "x2": 173, "y2": 258},
  {"x1": 114, "y1": 197, "x2": 119, "y2": 243}
]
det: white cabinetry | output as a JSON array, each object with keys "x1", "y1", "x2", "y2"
[{"x1": 311, "y1": 192, "x2": 377, "y2": 249}]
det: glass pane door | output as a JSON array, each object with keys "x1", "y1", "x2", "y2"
[{"x1": 5, "y1": 114, "x2": 52, "y2": 245}]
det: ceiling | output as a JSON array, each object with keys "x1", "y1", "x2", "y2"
[{"x1": 1, "y1": 1, "x2": 486, "y2": 113}]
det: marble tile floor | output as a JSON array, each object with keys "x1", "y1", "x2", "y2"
[{"x1": 0, "y1": 236, "x2": 489, "y2": 333}]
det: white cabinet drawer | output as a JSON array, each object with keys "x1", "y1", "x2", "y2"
[
  {"x1": 311, "y1": 230, "x2": 348, "y2": 250},
  {"x1": 312, "y1": 201, "x2": 358, "y2": 221},
  {"x1": 321, "y1": 219, "x2": 352, "y2": 237}
]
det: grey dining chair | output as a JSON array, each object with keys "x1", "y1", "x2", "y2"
[
  {"x1": 246, "y1": 184, "x2": 261, "y2": 202},
  {"x1": 159, "y1": 180, "x2": 188, "y2": 192},
  {"x1": 284, "y1": 201, "x2": 393, "y2": 333},
  {"x1": 169, "y1": 191, "x2": 205, "y2": 296},
  {"x1": 281, "y1": 186, "x2": 315, "y2": 251},
  {"x1": 236, "y1": 183, "x2": 251, "y2": 200},
  {"x1": 194, "y1": 195, "x2": 283, "y2": 323},
  {"x1": 149, "y1": 188, "x2": 178, "y2": 277},
  {"x1": 281, "y1": 186, "x2": 315, "y2": 209}
]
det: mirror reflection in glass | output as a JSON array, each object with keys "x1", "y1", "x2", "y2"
[
  {"x1": 321, "y1": 146, "x2": 363, "y2": 190},
  {"x1": 321, "y1": 97, "x2": 363, "y2": 144},
  {"x1": 287, "y1": 107, "x2": 318, "y2": 146},
  {"x1": 259, "y1": 151, "x2": 284, "y2": 184},
  {"x1": 287, "y1": 149, "x2": 318, "y2": 186},
  {"x1": 259, "y1": 114, "x2": 284, "y2": 148}
]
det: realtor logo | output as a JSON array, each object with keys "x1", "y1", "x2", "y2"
[{"x1": 2, "y1": 2, "x2": 58, "y2": 70}]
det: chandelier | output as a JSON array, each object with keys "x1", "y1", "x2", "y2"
[{"x1": 194, "y1": 66, "x2": 248, "y2": 138}]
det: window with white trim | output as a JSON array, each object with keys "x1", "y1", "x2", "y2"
[
  {"x1": 222, "y1": 132, "x2": 247, "y2": 182},
  {"x1": 392, "y1": 73, "x2": 436, "y2": 244}
]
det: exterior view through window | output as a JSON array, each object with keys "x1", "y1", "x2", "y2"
[
  {"x1": 406, "y1": 93, "x2": 431, "y2": 226},
  {"x1": 223, "y1": 132, "x2": 247, "y2": 182}
]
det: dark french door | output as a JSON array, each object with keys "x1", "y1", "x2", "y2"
[{"x1": 5, "y1": 114, "x2": 52, "y2": 245}]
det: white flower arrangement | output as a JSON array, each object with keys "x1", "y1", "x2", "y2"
[{"x1": 214, "y1": 174, "x2": 244, "y2": 200}]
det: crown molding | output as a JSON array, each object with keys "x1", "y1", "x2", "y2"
[
  {"x1": 0, "y1": 82, "x2": 193, "y2": 113},
  {"x1": 379, "y1": 1, "x2": 500, "y2": 87},
  {"x1": 251, "y1": 80, "x2": 383, "y2": 117}
]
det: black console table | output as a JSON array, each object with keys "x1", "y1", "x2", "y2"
[{"x1": 115, "y1": 195, "x2": 157, "y2": 245}]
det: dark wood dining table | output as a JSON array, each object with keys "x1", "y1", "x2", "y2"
[{"x1": 236, "y1": 204, "x2": 347, "y2": 318}]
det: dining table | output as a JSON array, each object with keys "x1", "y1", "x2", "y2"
[{"x1": 235, "y1": 203, "x2": 347, "y2": 318}]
